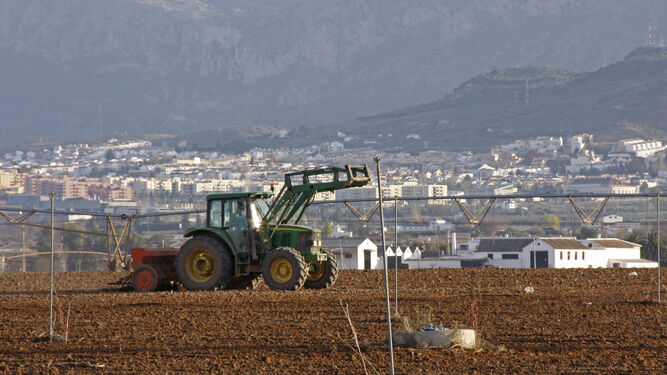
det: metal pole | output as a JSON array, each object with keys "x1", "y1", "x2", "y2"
[
  {"x1": 49, "y1": 192, "x2": 55, "y2": 341},
  {"x1": 22, "y1": 226, "x2": 26, "y2": 272},
  {"x1": 436, "y1": 224, "x2": 439, "y2": 257},
  {"x1": 394, "y1": 196, "x2": 398, "y2": 248},
  {"x1": 447, "y1": 230, "x2": 451, "y2": 256},
  {"x1": 374, "y1": 157, "x2": 395, "y2": 375},
  {"x1": 394, "y1": 196, "x2": 398, "y2": 316},
  {"x1": 657, "y1": 192, "x2": 661, "y2": 303}
]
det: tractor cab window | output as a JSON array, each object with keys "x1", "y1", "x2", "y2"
[
  {"x1": 224, "y1": 198, "x2": 248, "y2": 254},
  {"x1": 254, "y1": 198, "x2": 270, "y2": 218},
  {"x1": 224, "y1": 198, "x2": 247, "y2": 230},
  {"x1": 208, "y1": 200, "x2": 223, "y2": 228}
]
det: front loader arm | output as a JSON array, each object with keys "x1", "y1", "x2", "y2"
[{"x1": 265, "y1": 164, "x2": 370, "y2": 226}]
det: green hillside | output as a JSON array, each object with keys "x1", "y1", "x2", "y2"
[{"x1": 331, "y1": 47, "x2": 667, "y2": 152}]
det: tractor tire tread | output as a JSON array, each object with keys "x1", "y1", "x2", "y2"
[
  {"x1": 262, "y1": 247, "x2": 307, "y2": 291},
  {"x1": 176, "y1": 236, "x2": 233, "y2": 291},
  {"x1": 304, "y1": 248, "x2": 339, "y2": 289}
]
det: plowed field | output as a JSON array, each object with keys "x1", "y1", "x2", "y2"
[{"x1": 0, "y1": 268, "x2": 665, "y2": 374}]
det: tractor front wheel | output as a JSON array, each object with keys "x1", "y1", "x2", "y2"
[
  {"x1": 176, "y1": 237, "x2": 232, "y2": 291},
  {"x1": 262, "y1": 247, "x2": 307, "y2": 290},
  {"x1": 304, "y1": 248, "x2": 339, "y2": 289}
]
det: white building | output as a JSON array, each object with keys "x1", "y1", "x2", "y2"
[
  {"x1": 473, "y1": 237, "x2": 657, "y2": 269},
  {"x1": 401, "y1": 184, "x2": 448, "y2": 205},
  {"x1": 498, "y1": 200, "x2": 517, "y2": 210},
  {"x1": 381, "y1": 185, "x2": 403, "y2": 199},
  {"x1": 322, "y1": 238, "x2": 378, "y2": 270},
  {"x1": 402, "y1": 250, "x2": 487, "y2": 269},
  {"x1": 566, "y1": 177, "x2": 639, "y2": 194},
  {"x1": 566, "y1": 134, "x2": 592, "y2": 154},
  {"x1": 402, "y1": 247, "x2": 413, "y2": 261},
  {"x1": 335, "y1": 187, "x2": 377, "y2": 210},
  {"x1": 540, "y1": 237, "x2": 599, "y2": 269},
  {"x1": 579, "y1": 238, "x2": 657, "y2": 268},
  {"x1": 398, "y1": 219, "x2": 452, "y2": 233},
  {"x1": 329, "y1": 224, "x2": 353, "y2": 238},
  {"x1": 475, "y1": 238, "x2": 534, "y2": 268},
  {"x1": 619, "y1": 139, "x2": 667, "y2": 158},
  {"x1": 601, "y1": 214, "x2": 623, "y2": 224}
]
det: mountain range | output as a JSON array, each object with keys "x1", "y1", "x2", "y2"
[
  {"x1": 333, "y1": 47, "x2": 667, "y2": 152},
  {"x1": 1, "y1": 1, "x2": 666, "y2": 150}
]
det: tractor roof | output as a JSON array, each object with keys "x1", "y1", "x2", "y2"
[{"x1": 206, "y1": 192, "x2": 273, "y2": 200}]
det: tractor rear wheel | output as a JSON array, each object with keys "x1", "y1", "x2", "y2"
[
  {"x1": 176, "y1": 236, "x2": 232, "y2": 291},
  {"x1": 304, "y1": 248, "x2": 339, "y2": 289},
  {"x1": 132, "y1": 265, "x2": 159, "y2": 292},
  {"x1": 262, "y1": 247, "x2": 307, "y2": 290}
]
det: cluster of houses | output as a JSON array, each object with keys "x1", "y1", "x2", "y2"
[{"x1": 323, "y1": 236, "x2": 658, "y2": 270}]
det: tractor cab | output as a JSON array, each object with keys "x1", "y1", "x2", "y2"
[{"x1": 203, "y1": 192, "x2": 272, "y2": 261}]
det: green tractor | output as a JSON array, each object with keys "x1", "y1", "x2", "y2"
[{"x1": 175, "y1": 164, "x2": 371, "y2": 291}]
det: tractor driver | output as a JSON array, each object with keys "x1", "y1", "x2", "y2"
[
  {"x1": 227, "y1": 199, "x2": 248, "y2": 253},
  {"x1": 229, "y1": 199, "x2": 247, "y2": 229}
]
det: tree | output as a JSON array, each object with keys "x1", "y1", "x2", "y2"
[
  {"x1": 624, "y1": 232, "x2": 641, "y2": 244},
  {"x1": 576, "y1": 225, "x2": 597, "y2": 239},
  {"x1": 105, "y1": 150, "x2": 116, "y2": 160},
  {"x1": 545, "y1": 159, "x2": 566, "y2": 174},
  {"x1": 527, "y1": 226, "x2": 546, "y2": 236},
  {"x1": 83, "y1": 223, "x2": 108, "y2": 251},
  {"x1": 623, "y1": 158, "x2": 648, "y2": 174},
  {"x1": 321, "y1": 222, "x2": 333, "y2": 238},
  {"x1": 350, "y1": 222, "x2": 369, "y2": 238},
  {"x1": 35, "y1": 221, "x2": 53, "y2": 251},
  {"x1": 479, "y1": 219, "x2": 500, "y2": 236},
  {"x1": 90, "y1": 166, "x2": 103, "y2": 177},
  {"x1": 624, "y1": 231, "x2": 667, "y2": 266},
  {"x1": 539, "y1": 214, "x2": 561, "y2": 231},
  {"x1": 63, "y1": 223, "x2": 84, "y2": 250},
  {"x1": 645, "y1": 230, "x2": 664, "y2": 263},
  {"x1": 410, "y1": 207, "x2": 421, "y2": 223},
  {"x1": 504, "y1": 226, "x2": 529, "y2": 237},
  {"x1": 126, "y1": 234, "x2": 147, "y2": 250}
]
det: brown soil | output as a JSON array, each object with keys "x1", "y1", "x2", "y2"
[{"x1": 0, "y1": 268, "x2": 665, "y2": 374}]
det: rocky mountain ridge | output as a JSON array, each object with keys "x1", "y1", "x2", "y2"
[
  {"x1": 334, "y1": 47, "x2": 667, "y2": 152},
  {"x1": 1, "y1": 0, "x2": 665, "y2": 149}
]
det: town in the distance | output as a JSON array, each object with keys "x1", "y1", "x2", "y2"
[{"x1": 0, "y1": 132, "x2": 664, "y2": 271}]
